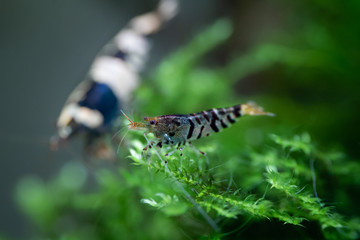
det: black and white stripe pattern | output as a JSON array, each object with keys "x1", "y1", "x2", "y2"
[
  {"x1": 53, "y1": 0, "x2": 178, "y2": 146},
  {"x1": 89, "y1": 0, "x2": 178, "y2": 103},
  {"x1": 144, "y1": 103, "x2": 272, "y2": 148},
  {"x1": 186, "y1": 105, "x2": 242, "y2": 141}
]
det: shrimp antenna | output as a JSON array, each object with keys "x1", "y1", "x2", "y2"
[
  {"x1": 120, "y1": 109, "x2": 133, "y2": 124},
  {"x1": 120, "y1": 109, "x2": 147, "y2": 130}
]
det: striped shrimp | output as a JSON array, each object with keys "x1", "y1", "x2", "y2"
[
  {"x1": 123, "y1": 102, "x2": 274, "y2": 169},
  {"x1": 51, "y1": 0, "x2": 178, "y2": 158}
]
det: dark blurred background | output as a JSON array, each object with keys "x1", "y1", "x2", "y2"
[{"x1": 1, "y1": 0, "x2": 359, "y2": 238}]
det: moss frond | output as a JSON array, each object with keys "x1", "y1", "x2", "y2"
[{"x1": 15, "y1": 14, "x2": 360, "y2": 239}]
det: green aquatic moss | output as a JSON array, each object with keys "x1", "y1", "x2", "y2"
[
  {"x1": 15, "y1": 9, "x2": 360, "y2": 239},
  {"x1": 15, "y1": 132, "x2": 360, "y2": 239}
]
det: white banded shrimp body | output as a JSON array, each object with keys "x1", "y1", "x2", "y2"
[
  {"x1": 50, "y1": 0, "x2": 178, "y2": 159},
  {"x1": 123, "y1": 103, "x2": 274, "y2": 170}
]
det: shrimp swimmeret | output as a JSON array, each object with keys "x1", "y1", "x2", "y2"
[{"x1": 122, "y1": 102, "x2": 274, "y2": 168}]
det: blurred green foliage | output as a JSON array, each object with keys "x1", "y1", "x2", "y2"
[{"x1": 14, "y1": 0, "x2": 360, "y2": 239}]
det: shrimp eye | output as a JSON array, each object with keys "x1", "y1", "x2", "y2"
[{"x1": 149, "y1": 120, "x2": 156, "y2": 125}]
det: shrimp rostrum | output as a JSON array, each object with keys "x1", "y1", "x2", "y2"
[{"x1": 123, "y1": 103, "x2": 274, "y2": 168}]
